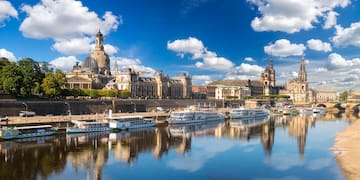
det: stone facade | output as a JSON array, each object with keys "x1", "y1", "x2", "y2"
[
  {"x1": 206, "y1": 80, "x2": 263, "y2": 100},
  {"x1": 66, "y1": 30, "x2": 112, "y2": 89},
  {"x1": 315, "y1": 91, "x2": 337, "y2": 103},
  {"x1": 259, "y1": 57, "x2": 276, "y2": 95},
  {"x1": 280, "y1": 58, "x2": 315, "y2": 104}
]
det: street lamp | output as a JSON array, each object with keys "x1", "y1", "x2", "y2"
[
  {"x1": 131, "y1": 102, "x2": 136, "y2": 113},
  {"x1": 22, "y1": 102, "x2": 28, "y2": 112},
  {"x1": 64, "y1": 102, "x2": 71, "y2": 116}
]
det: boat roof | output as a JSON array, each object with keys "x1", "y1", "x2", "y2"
[
  {"x1": 14, "y1": 125, "x2": 52, "y2": 130},
  {"x1": 71, "y1": 120, "x2": 108, "y2": 124},
  {"x1": 108, "y1": 115, "x2": 143, "y2": 120}
]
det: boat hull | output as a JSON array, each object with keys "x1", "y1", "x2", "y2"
[
  {"x1": 66, "y1": 127, "x2": 112, "y2": 134},
  {"x1": 0, "y1": 129, "x2": 56, "y2": 140}
]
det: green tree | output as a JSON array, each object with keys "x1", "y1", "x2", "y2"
[
  {"x1": 120, "y1": 89, "x2": 131, "y2": 99},
  {"x1": 339, "y1": 91, "x2": 348, "y2": 101},
  {"x1": 1, "y1": 62, "x2": 22, "y2": 94},
  {"x1": 0, "y1": 58, "x2": 10, "y2": 90},
  {"x1": 18, "y1": 58, "x2": 44, "y2": 95},
  {"x1": 41, "y1": 70, "x2": 66, "y2": 99}
]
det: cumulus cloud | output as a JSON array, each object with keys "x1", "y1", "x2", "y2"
[
  {"x1": 244, "y1": 57, "x2": 255, "y2": 62},
  {"x1": 0, "y1": 1, "x2": 18, "y2": 27},
  {"x1": 332, "y1": 22, "x2": 360, "y2": 47},
  {"x1": 19, "y1": 0, "x2": 121, "y2": 55},
  {"x1": 327, "y1": 53, "x2": 360, "y2": 70},
  {"x1": 307, "y1": 39, "x2": 332, "y2": 52},
  {"x1": 0, "y1": 48, "x2": 16, "y2": 62},
  {"x1": 248, "y1": 0, "x2": 350, "y2": 33},
  {"x1": 49, "y1": 56, "x2": 80, "y2": 72},
  {"x1": 226, "y1": 63, "x2": 264, "y2": 80},
  {"x1": 192, "y1": 75, "x2": 212, "y2": 85},
  {"x1": 167, "y1": 37, "x2": 234, "y2": 71},
  {"x1": 323, "y1": 11, "x2": 338, "y2": 29},
  {"x1": 315, "y1": 67, "x2": 328, "y2": 72},
  {"x1": 264, "y1": 39, "x2": 306, "y2": 57},
  {"x1": 110, "y1": 56, "x2": 156, "y2": 77}
]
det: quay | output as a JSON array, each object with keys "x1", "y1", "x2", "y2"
[{"x1": 0, "y1": 112, "x2": 170, "y2": 126}]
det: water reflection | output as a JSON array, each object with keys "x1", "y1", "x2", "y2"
[{"x1": 0, "y1": 113, "x2": 353, "y2": 179}]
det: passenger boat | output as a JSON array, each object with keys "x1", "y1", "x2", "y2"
[
  {"x1": 312, "y1": 107, "x2": 327, "y2": 114},
  {"x1": 229, "y1": 108, "x2": 269, "y2": 120},
  {"x1": 66, "y1": 120, "x2": 111, "y2": 134},
  {"x1": 0, "y1": 125, "x2": 57, "y2": 140},
  {"x1": 167, "y1": 107, "x2": 225, "y2": 124},
  {"x1": 298, "y1": 108, "x2": 313, "y2": 115},
  {"x1": 108, "y1": 115, "x2": 156, "y2": 130}
]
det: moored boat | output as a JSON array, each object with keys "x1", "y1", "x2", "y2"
[
  {"x1": 108, "y1": 115, "x2": 156, "y2": 130},
  {"x1": 0, "y1": 125, "x2": 57, "y2": 140},
  {"x1": 167, "y1": 107, "x2": 225, "y2": 124},
  {"x1": 66, "y1": 120, "x2": 111, "y2": 134},
  {"x1": 229, "y1": 108, "x2": 269, "y2": 120}
]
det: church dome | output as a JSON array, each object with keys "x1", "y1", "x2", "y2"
[{"x1": 83, "y1": 56, "x2": 99, "y2": 73}]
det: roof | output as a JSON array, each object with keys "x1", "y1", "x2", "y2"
[{"x1": 208, "y1": 80, "x2": 262, "y2": 87}]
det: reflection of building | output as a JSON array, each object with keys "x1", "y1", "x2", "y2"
[
  {"x1": 280, "y1": 58, "x2": 315, "y2": 104},
  {"x1": 207, "y1": 80, "x2": 262, "y2": 100},
  {"x1": 261, "y1": 120, "x2": 275, "y2": 156},
  {"x1": 287, "y1": 115, "x2": 315, "y2": 157},
  {"x1": 66, "y1": 30, "x2": 112, "y2": 89}
]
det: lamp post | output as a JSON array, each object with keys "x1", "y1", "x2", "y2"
[
  {"x1": 131, "y1": 102, "x2": 136, "y2": 113},
  {"x1": 22, "y1": 102, "x2": 28, "y2": 112},
  {"x1": 64, "y1": 102, "x2": 71, "y2": 116}
]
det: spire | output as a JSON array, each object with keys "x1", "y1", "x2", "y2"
[
  {"x1": 95, "y1": 29, "x2": 104, "y2": 51},
  {"x1": 298, "y1": 55, "x2": 307, "y2": 82}
]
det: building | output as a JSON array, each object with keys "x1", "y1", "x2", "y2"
[
  {"x1": 206, "y1": 80, "x2": 263, "y2": 100},
  {"x1": 66, "y1": 30, "x2": 112, "y2": 89},
  {"x1": 280, "y1": 57, "x2": 315, "y2": 104},
  {"x1": 348, "y1": 90, "x2": 360, "y2": 102},
  {"x1": 192, "y1": 86, "x2": 207, "y2": 99},
  {"x1": 315, "y1": 91, "x2": 337, "y2": 103},
  {"x1": 259, "y1": 57, "x2": 276, "y2": 95},
  {"x1": 106, "y1": 65, "x2": 192, "y2": 99}
]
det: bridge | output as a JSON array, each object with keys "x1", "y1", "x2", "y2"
[{"x1": 315, "y1": 102, "x2": 360, "y2": 113}]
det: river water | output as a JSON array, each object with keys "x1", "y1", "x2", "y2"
[{"x1": 0, "y1": 113, "x2": 354, "y2": 180}]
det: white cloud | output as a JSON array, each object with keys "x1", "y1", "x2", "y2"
[
  {"x1": 327, "y1": 53, "x2": 360, "y2": 70},
  {"x1": 0, "y1": 48, "x2": 16, "y2": 62},
  {"x1": 323, "y1": 11, "x2": 338, "y2": 29},
  {"x1": 264, "y1": 39, "x2": 306, "y2": 57},
  {"x1": 244, "y1": 57, "x2": 255, "y2": 62},
  {"x1": 332, "y1": 22, "x2": 360, "y2": 47},
  {"x1": 192, "y1": 75, "x2": 212, "y2": 85},
  {"x1": 49, "y1": 56, "x2": 80, "y2": 72},
  {"x1": 19, "y1": 0, "x2": 121, "y2": 55},
  {"x1": 226, "y1": 63, "x2": 264, "y2": 80},
  {"x1": 307, "y1": 39, "x2": 332, "y2": 52},
  {"x1": 292, "y1": 71, "x2": 298, "y2": 77},
  {"x1": 248, "y1": 0, "x2": 350, "y2": 33},
  {"x1": 110, "y1": 56, "x2": 156, "y2": 77},
  {"x1": 0, "y1": 1, "x2": 18, "y2": 27},
  {"x1": 315, "y1": 67, "x2": 328, "y2": 72},
  {"x1": 167, "y1": 37, "x2": 234, "y2": 71},
  {"x1": 104, "y1": 44, "x2": 119, "y2": 55},
  {"x1": 52, "y1": 37, "x2": 92, "y2": 55}
]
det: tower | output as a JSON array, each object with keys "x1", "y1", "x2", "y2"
[
  {"x1": 260, "y1": 56, "x2": 276, "y2": 95},
  {"x1": 91, "y1": 30, "x2": 111, "y2": 75},
  {"x1": 298, "y1": 57, "x2": 307, "y2": 83}
]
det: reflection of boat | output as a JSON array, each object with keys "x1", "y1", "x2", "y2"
[
  {"x1": 66, "y1": 120, "x2": 111, "y2": 134},
  {"x1": 229, "y1": 108, "x2": 269, "y2": 120},
  {"x1": 167, "y1": 107, "x2": 225, "y2": 124},
  {"x1": 229, "y1": 115, "x2": 269, "y2": 128},
  {"x1": 312, "y1": 107, "x2": 327, "y2": 114},
  {"x1": 108, "y1": 116, "x2": 156, "y2": 130},
  {"x1": 0, "y1": 125, "x2": 57, "y2": 140},
  {"x1": 168, "y1": 121, "x2": 223, "y2": 137}
]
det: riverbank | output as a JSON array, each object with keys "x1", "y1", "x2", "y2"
[{"x1": 333, "y1": 119, "x2": 360, "y2": 180}]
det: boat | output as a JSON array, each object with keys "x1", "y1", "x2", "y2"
[
  {"x1": 0, "y1": 125, "x2": 57, "y2": 140},
  {"x1": 229, "y1": 108, "x2": 269, "y2": 120},
  {"x1": 66, "y1": 120, "x2": 111, "y2": 134},
  {"x1": 298, "y1": 108, "x2": 313, "y2": 115},
  {"x1": 167, "y1": 107, "x2": 225, "y2": 124},
  {"x1": 282, "y1": 106, "x2": 299, "y2": 115},
  {"x1": 108, "y1": 115, "x2": 156, "y2": 130},
  {"x1": 229, "y1": 115, "x2": 269, "y2": 128}
]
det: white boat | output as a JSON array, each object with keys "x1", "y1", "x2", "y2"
[
  {"x1": 229, "y1": 108, "x2": 269, "y2": 120},
  {"x1": 229, "y1": 115, "x2": 269, "y2": 128},
  {"x1": 0, "y1": 125, "x2": 57, "y2": 140},
  {"x1": 66, "y1": 120, "x2": 111, "y2": 134},
  {"x1": 167, "y1": 107, "x2": 225, "y2": 124},
  {"x1": 108, "y1": 115, "x2": 156, "y2": 130},
  {"x1": 298, "y1": 108, "x2": 313, "y2": 115}
]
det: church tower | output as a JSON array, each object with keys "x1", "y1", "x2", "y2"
[
  {"x1": 260, "y1": 56, "x2": 276, "y2": 95},
  {"x1": 298, "y1": 57, "x2": 307, "y2": 83},
  {"x1": 91, "y1": 30, "x2": 111, "y2": 75}
]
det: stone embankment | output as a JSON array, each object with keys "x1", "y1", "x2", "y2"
[{"x1": 333, "y1": 119, "x2": 360, "y2": 180}]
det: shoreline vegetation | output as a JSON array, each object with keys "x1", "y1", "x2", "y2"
[{"x1": 333, "y1": 119, "x2": 360, "y2": 180}]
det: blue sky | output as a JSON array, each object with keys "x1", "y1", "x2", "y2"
[{"x1": 0, "y1": 0, "x2": 360, "y2": 92}]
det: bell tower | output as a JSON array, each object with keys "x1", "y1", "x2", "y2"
[{"x1": 91, "y1": 29, "x2": 110, "y2": 75}]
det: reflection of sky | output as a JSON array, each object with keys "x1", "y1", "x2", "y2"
[{"x1": 167, "y1": 138, "x2": 236, "y2": 172}]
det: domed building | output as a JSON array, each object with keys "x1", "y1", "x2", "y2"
[
  {"x1": 259, "y1": 56, "x2": 276, "y2": 95},
  {"x1": 65, "y1": 30, "x2": 112, "y2": 89}
]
